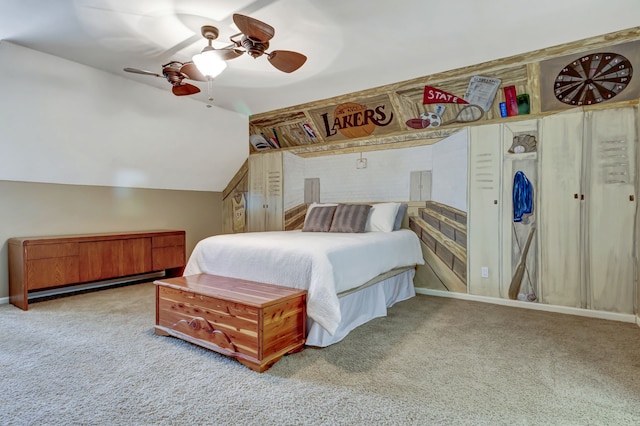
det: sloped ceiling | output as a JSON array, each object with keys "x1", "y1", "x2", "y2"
[
  {"x1": 2, "y1": 0, "x2": 640, "y2": 116},
  {"x1": 0, "y1": 41, "x2": 249, "y2": 191}
]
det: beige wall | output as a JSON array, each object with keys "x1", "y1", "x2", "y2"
[{"x1": 0, "y1": 180, "x2": 223, "y2": 299}]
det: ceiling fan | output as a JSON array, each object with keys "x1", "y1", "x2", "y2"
[
  {"x1": 215, "y1": 13, "x2": 308, "y2": 73},
  {"x1": 123, "y1": 61, "x2": 207, "y2": 96},
  {"x1": 122, "y1": 13, "x2": 306, "y2": 97}
]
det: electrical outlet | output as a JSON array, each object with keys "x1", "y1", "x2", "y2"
[{"x1": 481, "y1": 267, "x2": 489, "y2": 278}]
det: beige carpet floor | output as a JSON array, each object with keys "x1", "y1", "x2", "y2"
[{"x1": 1, "y1": 282, "x2": 640, "y2": 425}]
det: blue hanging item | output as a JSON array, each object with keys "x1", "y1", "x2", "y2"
[{"x1": 513, "y1": 171, "x2": 533, "y2": 222}]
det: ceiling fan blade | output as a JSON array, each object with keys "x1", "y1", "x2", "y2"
[
  {"x1": 172, "y1": 83, "x2": 200, "y2": 96},
  {"x1": 233, "y1": 13, "x2": 275, "y2": 42},
  {"x1": 123, "y1": 67, "x2": 162, "y2": 78},
  {"x1": 179, "y1": 63, "x2": 207, "y2": 82},
  {"x1": 267, "y1": 50, "x2": 307, "y2": 73}
]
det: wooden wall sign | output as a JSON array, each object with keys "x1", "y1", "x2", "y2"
[
  {"x1": 307, "y1": 94, "x2": 401, "y2": 142},
  {"x1": 539, "y1": 39, "x2": 640, "y2": 112}
]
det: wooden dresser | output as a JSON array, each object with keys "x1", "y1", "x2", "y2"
[
  {"x1": 9, "y1": 230, "x2": 185, "y2": 310},
  {"x1": 155, "y1": 273, "x2": 306, "y2": 372}
]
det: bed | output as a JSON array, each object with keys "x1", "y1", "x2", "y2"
[{"x1": 183, "y1": 202, "x2": 425, "y2": 347}]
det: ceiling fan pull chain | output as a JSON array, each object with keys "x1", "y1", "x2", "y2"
[{"x1": 206, "y1": 78, "x2": 214, "y2": 108}]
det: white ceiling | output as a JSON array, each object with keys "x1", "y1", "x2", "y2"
[{"x1": 2, "y1": 0, "x2": 640, "y2": 116}]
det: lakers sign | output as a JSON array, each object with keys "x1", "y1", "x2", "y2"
[{"x1": 308, "y1": 94, "x2": 401, "y2": 142}]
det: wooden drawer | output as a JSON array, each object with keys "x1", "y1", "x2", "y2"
[
  {"x1": 152, "y1": 235, "x2": 184, "y2": 248},
  {"x1": 27, "y1": 257, "x2": 80, "y2": 290},
  {"x1": 151, "y1": 233, "x2": 184, "y2": 270},
  {"x1": 155, "y1": 274, "x2": 306, "y2": 372},
  {"x1": 152, "y1": 246, "x2": 184, "y2": 270},
  {"x1": 26, "y1": 243, "x2": 79, "y2": 260}
]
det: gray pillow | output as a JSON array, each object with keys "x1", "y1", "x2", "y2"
[
  {"x1": 393, "y1": 203, "x2": 408, "y2": 230},
  {"x1": 302, "y1": 205, "x2": 336, "y2": 232},
  {"x1": 329, "y1": 204, "x2": 372, "y2": 233}
]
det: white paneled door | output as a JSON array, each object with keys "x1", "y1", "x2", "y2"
[
  {"x1": 248, "y1": 152, "x2": 283, "y2": 232},
  {"x1": 583, "y1": 107, "x2": 636, "y2": 313},
  {"x1": 539, "y1": 107, "x2": 637, "y2": 314},
  {"x1": 468, "y1": 124, "x2": 502, "y2": 297},
  {"x1": 539, "y1": 109, "x2": 584, "y2": 308}
]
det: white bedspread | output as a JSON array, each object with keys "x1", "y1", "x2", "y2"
[{"x1": 183, "y1": 230, "x2": 424, "y2": 335}]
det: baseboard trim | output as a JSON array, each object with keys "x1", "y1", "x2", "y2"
[
  {"x1": 0, "y1": 272, "x2": 165, "y2": 307},
  {"x1": 415, "y1": 288, "x2": 636, "y2": 324},
  {"x1": 4, "y1": 283, "x2": 636, "y2": 326}
]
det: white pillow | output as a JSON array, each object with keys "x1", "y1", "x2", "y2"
[{"x1": 365, "y1": 203, "x2": 401, "y2": 232}]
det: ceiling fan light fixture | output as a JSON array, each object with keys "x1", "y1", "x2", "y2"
[{"x1": 193, "y1": 48, "x2": 227, "y2": 78}]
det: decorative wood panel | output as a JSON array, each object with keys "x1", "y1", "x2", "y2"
[
  {"x1": 247, "y1": 26, "x2": 640, "y2": 157},
  {"x1": 222, "y1": 159, "x2": 248, "y2": 234}
]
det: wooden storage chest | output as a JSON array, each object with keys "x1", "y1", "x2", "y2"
[{"x1": 154, "y1": 273, "x2": 306, "y2": 372}]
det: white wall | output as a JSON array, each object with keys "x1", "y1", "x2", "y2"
[
  {"x1": 0, "y1": 41, "x2": 248, "y2": 191},
  {"x1": 283, "y1": 151, "x2": 305, "y2": 210},
  {"x1": 283, "y1": 130, "x2": 468, "y2": 210},
  {"x1": 303, "y1": 147, "x2": 431, "y2": 202},
  {"x1": 432, "y1": 128, "x2": 468, "y2": 211}
]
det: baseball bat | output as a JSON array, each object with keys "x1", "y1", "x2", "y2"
[{"x1": 508, "y1": 227, "x2": 535, "y2": 300}]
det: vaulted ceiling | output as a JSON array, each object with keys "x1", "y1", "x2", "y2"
[{"x1": 2, "y1": 0, "x2": 639, "y2": 116}]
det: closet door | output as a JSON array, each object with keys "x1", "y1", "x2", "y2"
[
  {"x1": 263, "y1": 151, "x2": 283, "y2": 231},
  {"x1": 539, "y1": 110, "x2": 584, "y2": 308},
  {"x1": 584, "y1": 107, "x2": 636, "y2": 313},
  {"x1": 247, "y1": 152, "x2": 283, "y2": 232},
  {"x1": 468, "y1": 124, "x2": 502, "y2": 297},
  {"x1": 247, "y1": 154, "x2": 266, "y2": 232}
]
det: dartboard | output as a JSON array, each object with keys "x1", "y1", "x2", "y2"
[{"x1": 554, "y1": 52, "x2": 633, "y2": 106}]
